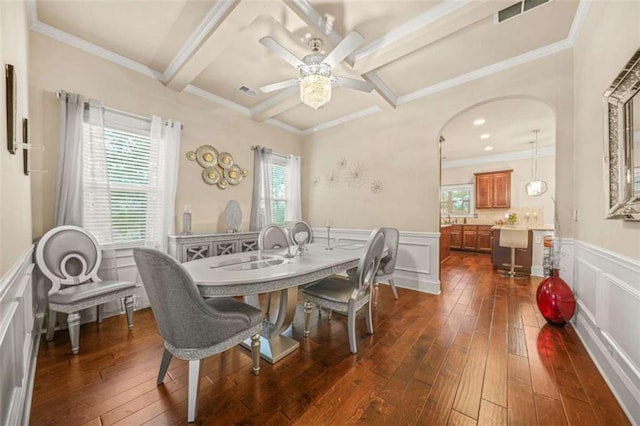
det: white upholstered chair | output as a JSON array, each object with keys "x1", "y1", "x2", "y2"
[
  {"x1": 302, "y1": 228, "x2": 385, "y2": 353},
  {"x1": 133, "y1": 248, "x2": 262, "y2": 423},
  {"x1": 257, "y1": 224, "x2": 290, "y2": 317},
  {"x1": 374, "y1": 227, "x2": 400, "y2": 305},
  {"x1": 35, "y1": 225, "x2": 136, "y2": 354},
  {"x1": 499, "y1": 228, "x2": 529, "y2": 278}
]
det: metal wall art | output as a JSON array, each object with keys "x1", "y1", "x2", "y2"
[
  {"x1": 186, "y1": 145, "x2": 248, "y2": 189},
  {"x1": 318, "y1": 157, "x2": 383, "y2": 194}
]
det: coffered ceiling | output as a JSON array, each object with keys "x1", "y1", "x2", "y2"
[{"x1": 31, "y1": 0, "x2": 582, "y2": 134}]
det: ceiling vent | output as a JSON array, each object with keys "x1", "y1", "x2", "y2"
[
  {"x1": 497, "y1": 0, "x2": 549, "y2": 23},
  {"x1": 237, "y1": 85, "x2": 258, "y2": 97}
]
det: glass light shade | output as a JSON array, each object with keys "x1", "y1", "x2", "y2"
[
  {"x1": 300, "y1": 74, "x2": 331, "y2": 109},
  {"x1": 526, "y1": 180, "x2": 548, "y2": 196}
]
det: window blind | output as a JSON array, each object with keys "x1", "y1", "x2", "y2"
[
  {"x1": 271, "y1": 162, "x2": 287, "y2": 225},
  {"x1": 82, "y1": 108, "x2": 165, "y2": 246}
]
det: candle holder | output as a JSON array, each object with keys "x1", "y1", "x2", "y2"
[{"x1": 325, "y1": 223, "x2": 333, "y2": 251}]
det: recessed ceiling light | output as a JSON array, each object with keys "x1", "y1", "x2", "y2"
[
  {"x1": 305, "y1": 33, "x2": 312, "y2": 39},
  {"x1": 473, "y1": 118, "x2": 486, "y2": 126},
  {"x1": 484, "y1": 146, "x2": 494, "y2": 151},
  {"x1": 480, "y1": 133, "x2": 491, "y2": 140}
]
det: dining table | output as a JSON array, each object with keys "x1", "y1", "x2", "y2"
[{"x1": 182, "y1": 241, "x2": 370, "y2": 363}]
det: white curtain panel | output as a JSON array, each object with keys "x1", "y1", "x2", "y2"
[
  {"x1": 149, "y1": 116, "x2": 181, "y2": 252},
  {"x1": 54, "y1": 92, "x2": 85, "y2": 226},
  {"x1": 285, "y1": 154, "x2": 302, "y2": 222},
  {"x1": 250, "y1": 147, "x2": 273, "y2": 231}
]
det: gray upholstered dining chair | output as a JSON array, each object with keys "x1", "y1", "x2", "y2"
[
  {"x1": 290, "y1": 221, "x2": 313, "y2": 245},
  {"x1": 374, "y1": 227, "x2": 400, "y2": 305},
  {"x1": 258, "y1": 223, "x2": 290, "y2": 250},
  {"x1": 302, "y1": 228, "x2": 385, "y2": 353},
  {"x1": 133, "y1": 248, "x2": 262, "y2": 423},
  {"x1": 35, "y1": 225, "x2": 136, "y2": 354},
  {"x1": 257, "y1": 224, "x2": 291, "y2": 316}
]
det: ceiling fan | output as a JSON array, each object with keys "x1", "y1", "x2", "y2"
[{"x1": 258, "y1": 31, "x2": 374, "y2": 109}]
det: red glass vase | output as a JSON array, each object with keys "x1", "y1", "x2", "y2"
[{"x1": 536, "y1": 269, "x2": 576, "y2": 326}]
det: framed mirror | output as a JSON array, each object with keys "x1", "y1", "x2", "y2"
[{"x1": 603, "y1": 48, "x2": 640, "y2": 220}]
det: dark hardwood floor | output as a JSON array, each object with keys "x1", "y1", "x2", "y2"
[{"x1": 30, "y1": 251, "x2": 630, "y2": 425}]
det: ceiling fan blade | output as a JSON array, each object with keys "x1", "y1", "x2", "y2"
[
  {"x1": 259, "y1": 36, "x2": 305, "y2": 68},
  {"x1": 335, "y1": 77, "x2": 374, "y2": 92},
  {"x1": 259, "y1": 79, "x2": 299, "y2": 93},
  {"x1": 323, "y1": 31, "x2": 365, "y2": 68}
]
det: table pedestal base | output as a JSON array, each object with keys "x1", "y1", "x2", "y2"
[{"x1": 241, "y1": 331, "x2": 299, "y2": 364}]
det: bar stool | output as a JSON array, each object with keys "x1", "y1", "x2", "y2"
[{"x1": 499, "y1": 228, "x2": 529, "y2": 278}]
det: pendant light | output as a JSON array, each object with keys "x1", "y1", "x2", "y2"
[{"x1": 525, "y1": 130, "x2": 548, "y2": 196}]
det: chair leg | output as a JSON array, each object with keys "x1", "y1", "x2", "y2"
[
  {"x1": 124, "y1": 296, "x2": 134, "y2": 330},
  {"x1": 510, "y1": 248, "x2": 516, "y2": 276},
  {"x1": 347, "y1": 300, "x2": 357, "y2": 354},
  {"x1": 97, "y1": 305, "x2": 104, "y2": 324},
  {"x1": 187, "y1": 359, "x2": 203, "y2": 423},
  {"x1": 67, "y1": 312, "x2": 81, "y2": 355},
  {"x1": 157, "y1": 348, "x2": 173, "y2": 384},
  {"x1": 373, "y1": 283, "x2": 379, "y2": 307},
  {"x1": 46, "y1": 309, "x2": 56, "y2": 341},
  {"x1": 365, "y1": 299, "x2": 374, "y2": 335},
  {"x1": 251, "y1": 333, "x2": 261, "y2": 376},
  {"x1": 388, "y1": 278, "x2": 399, "y2": 300},
  {"x1": 303, "y1": 301, "x2": 313, "y2": 337}
]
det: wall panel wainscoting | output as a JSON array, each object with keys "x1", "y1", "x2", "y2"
[
  {"x1": 562, "y1": 238, "x2": 640, "y2": 425},
  {"x1": 0, "y1": 247, "x2": 41, "y2": 426},
  {"x1": 312, "y1": 228, "x2": 440, "y2": 294}
]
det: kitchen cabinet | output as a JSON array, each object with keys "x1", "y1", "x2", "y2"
[
  {"x1": 477, "y1": 226, "x2": 493, "y2": 252},
  {"x1": 440, "y1": 225, "x2": 451, "y2": 262},
  {"x1": 449, "y1": 225, "x2": 493, "y2": 253},
  {"x1": 475, "y1": 170, "x2": 512, "y2": 209},
  {"x1": 462, "y1": 226, "x2": 478, "y2": 250},
  {"x1": 450, "y1": 225, "x2": 463, "y2": 249}
]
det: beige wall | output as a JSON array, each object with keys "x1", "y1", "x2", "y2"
[
  {"x1": 573, "y1": 1, "x2": 640, "y2": 259},
  {"x1": 302, "y1": 51, "x2": 574, "y2": 233},
  {"x1": 1, "y1": 1, "x2": 32, "y2": 275},
  {"x1": 442, "y1": 155, "x2": 555, "y2": 226},
  {"x1": 28, "y1": 33, "x2": 302, "y2": 239}
]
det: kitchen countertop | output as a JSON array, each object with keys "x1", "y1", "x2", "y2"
[{"x1": 491, "y1": 225, "x2": 554, "y2": 231}]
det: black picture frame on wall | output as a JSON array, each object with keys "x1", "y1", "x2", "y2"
[{"x1": 5, "y1": 64, "x2": 17, "y2": 154}]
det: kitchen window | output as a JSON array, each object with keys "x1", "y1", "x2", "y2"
[{"x1": 441, "y1": 184, "x2": 475, "y2": 217}]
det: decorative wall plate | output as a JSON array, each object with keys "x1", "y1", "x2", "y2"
[
  {"x1": 218, "y1": 179, "x2": 229, "y2": 189},
  {"x1": 224, "y1": 164, "x2": 242, "y2": 185},
  {"x1": 202, "y1": 167, "x2": 221, "y2": 184},
  {"x1": 241, "y1": 168, "x2": 249, "y2": 177},
  {"x1": 218, "y1": 152, "x2": 234, "y2": 169},
  {"x1": 196, "y1": 145, "x2": 218, "y2": 167},
  {"x1": 186, "y1": 151, "x2": 196, "y2": 161}
]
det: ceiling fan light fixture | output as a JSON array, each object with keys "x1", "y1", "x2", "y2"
[{"x1": 300, "y1": 74, "x2": 332, "y2": 109}]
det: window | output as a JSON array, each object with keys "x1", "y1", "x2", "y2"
[
  {"x1": 83, "y1": 108, "x2": 163, "y2": 246},
  {"x1": 441, "y1": 184, "x2": 475, "y2": 217},
  {"x1": 271, "y1": 156, "x2": 288, "y2": 226}
]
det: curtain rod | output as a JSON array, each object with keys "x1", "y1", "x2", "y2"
[
  {"x1": 56, "y1": 90, "x2": 184, "y2": 130},
  {"x1": 251, "y1": 145, "x2": 288, "y2": 159}
]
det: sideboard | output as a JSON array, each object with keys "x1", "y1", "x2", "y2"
[{"x1": 168, "y1": 231, "x2": 260, "y2": 263}]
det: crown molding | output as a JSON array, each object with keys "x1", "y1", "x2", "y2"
[
  {"x1": 567, "y1": 0, "x2": 590, "y2": 44},
  {"x1": 397, "y1": 38, "x2": 573, "y2": 105},
  {"x1": 29, "y1": 20, "x2": 163, "y2": 81},
  {"x1": 442, "y1": 145, "x2": 554, "y2": 169},
  {"x1": 161, "y1": 0, "x2": 239, "y2": 82},
  {"x1": 300, "y1": 106, "x2": 381, "y2": 136},
  {"x1": 354, "y1": 0, "x2": 473, "y2": 62},
  {"x1": 264, "y1": 119, "x2": 303, "y2": 135}
]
